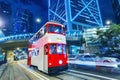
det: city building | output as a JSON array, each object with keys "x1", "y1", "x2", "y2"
[
  {"x1": 12, "y1": 8, "x2": 34, "y2": 35},
  {"x1": 84, "y1": 27, "x2": 109, "y2": 53},
  {"x1": 48, "y1": 0, "x2": 103, "y2": 54},
  {"x1": 49, "y1": 0, "x2": 103, "y2": 29},
  {"x1": 0, "y1": 1, "x2": 12, "y2": 36},
  {"x1": 111, "y1": 0, "x2": 120, "y2": 24}
]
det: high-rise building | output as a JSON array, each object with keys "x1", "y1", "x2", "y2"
[
  {"x1": 0, "y1": 1, "x2": 12, "y2": 36},
  {"x1": 84, "y1": 27, "x2": 109, "y2": 53},
  {"x1": 111, "y1": 0, "x2": 120, "y2": 24},
  {"x1": 49, "y1": 0, "x2": 103, "y2": 30},
  {"x1": 12, "y1": 8, "x2": 34, "y2": 35},
  {"x1": 48, "y1": 0, "x2": 103, "y2": 54}
]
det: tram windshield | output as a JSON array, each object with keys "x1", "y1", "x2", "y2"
[
  {"x1": 50, "y1": 44, "x2": 66, "y2": 54},
  {"x1": 48, "y1": 24, "x2": 65, "y2": 34}
]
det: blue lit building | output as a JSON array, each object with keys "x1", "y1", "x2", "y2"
[
  {"x1": 84, "y1": 27, "x2": 109, "y2": 53},
  {"x1": 0, "y1": 1, "x2": 12, "y2": 36},
  {"x1": 48, "y1": 0, "x2": 103, "y2": 54},
  {"x1": 48, "y1": 0, "x2": 103, "y2": 29},
  {"x1": 111, "y1": 0, "x2": 120, "y2": 24},
  {"x1": 12, "y1": 8, "x2": 34, "y2": 35}
]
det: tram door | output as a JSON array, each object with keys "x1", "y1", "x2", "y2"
[{"x1": 44, "y1": 45, "x2": 48, "y2": 72}]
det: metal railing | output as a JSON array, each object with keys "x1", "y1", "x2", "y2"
[
  {"x1": 0, "y1": 33, "x2": 34, "y2": 43},
  {"x1": 0, "y1": 32, "x2": 82, "y2": 44},
  {"x1": 66, "y1": 31, "x2": 83, "y2": 41}
]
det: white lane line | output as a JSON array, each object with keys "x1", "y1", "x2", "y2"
[
  {"x1": 64, "y1": 71, "x2": 100, "y2": 80},
  {"x1": 32, "y1": 70, "x2": 50, "y2": 80},
  {"x1": 18, "y1": 63, "x2": 49, "y2": 80},
  {"x1": 69, "y1": 69, "x2": 117, "y2": 80}
]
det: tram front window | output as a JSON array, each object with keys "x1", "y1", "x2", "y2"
[
  {"x1": 63, "y1": 45, "x2": 66, "y2": 54},
  {"x1": 57, "y1": 44, "x2": 62, "y2": 54},
  {"x1": 50, "y1": 44, "x2": 66, "y2": 54},
  {"x1": 50, "y1": 44, "x2": 57, "y2": 54}
]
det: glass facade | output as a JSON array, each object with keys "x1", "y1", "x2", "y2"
[
  {"x1": 0, "y1": 1, "x2": 12, "y2": 36},
  {"x1": 12, "y1": 8, "x2": 34, "y2": 35},
  {"x1": 48, "y1": 0, "x2": 103, "y2": 31},
  {"x1": 111, "y1": 0, "x2": 120, "y2": 24},
  {"x1": 84, "y1": 27, "x2": 109, "y2": 46},
  {"x1": 48, "y1": 0, "x2": 103, "y2": 54}
]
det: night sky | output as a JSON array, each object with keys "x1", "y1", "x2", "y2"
[
  {"x1": 2, "y1": 0, "x2": 48, "y2": 26},
  {"x1": 99, "y1": 0, "x2": 116, "y2": 25},
  {"x1": 2, "y1": 0, "x2": 116, "y2": 26}
]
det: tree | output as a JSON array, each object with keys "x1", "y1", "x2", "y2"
[{"x1": 96, "y1": 24, "x2": 120, "y2": 54}]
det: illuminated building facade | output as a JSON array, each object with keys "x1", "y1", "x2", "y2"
[
  {"x1": 84, "y1": 27, "x2": 109, "y2": 53},
  {"x1": 0, "y1": 1, "x2": 12, "y2": 36},
  {"x1": 12, "y1": 8, "x2": 34, "y2": 35},
  {"x1": 49, "y1": 0, "x2": 103, "y2": 54},
  {"x1": 48, "y1": 0, "x2": 103, "y2": 30}
]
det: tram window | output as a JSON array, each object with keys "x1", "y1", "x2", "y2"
[
  {"x1": 34, "y1": 36, "x2": 37, "y2": 41},
  {"x1": 44, "y1": 27, "x2": 46, "y2": 34},
  {"x1": 40, "y1": 29, "x2": 44, "y2": 35},
  {"x1": 54, "y1": 26, "x2": 61, "y2": 34},
  {"x1": 48, "y1": 24, "x2": 62, "y2": 34},
  {"x1": 48, "y1": 25, "x2": 53, "y2": 32},
  {"x1": 50, "y1": 44, "x2": 56, "y2": 54},
  {"x1": 37, "y1": 32, "x2": 40, "y2": 39},
  {"x1": 57, "y1": 44, "x2": 62, "y2": 54},
  {"x1": 63, "y1": 45, "x2": 66, "y2": 54},
  {"x1": 44, "y1": 45, "x2": 48, "y2": 55}
]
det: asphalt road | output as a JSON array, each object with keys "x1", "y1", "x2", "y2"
[{"x1": 0, "y1": 60, "x2": 119, "y2": 80}]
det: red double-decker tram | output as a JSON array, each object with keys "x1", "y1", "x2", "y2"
[{"x1": 27, "y1": 21, "x2": 68, "y2": 74}]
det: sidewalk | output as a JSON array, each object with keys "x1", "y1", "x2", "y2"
[
  {"x1": 0, "y1": 63, "x2": 7, "y2": 78},
  {"x1": 0, "y1": 61, "x2": 41, "y2": 80}
]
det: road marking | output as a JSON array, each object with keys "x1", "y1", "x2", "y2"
[
  {"x1": 65, "y1": 72, "x2": 100, "y2": 80},
  {"x1": 69, "y1": 69, "x2": 117, "y2": 80},
  {"x1": 18, "y1": 63, "x2": 49, "y2": 80}
]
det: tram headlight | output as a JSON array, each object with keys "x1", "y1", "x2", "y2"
[
  {"x1": 59, "y1": 60, "x2": 63, "y2": 64},
  {"x1": 49, "y1": 62, "x2": 52, "y2": 65}
]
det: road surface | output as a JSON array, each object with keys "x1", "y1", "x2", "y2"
[{"x1": 0, "y1": 60, "x2": 119, "y2": 80}]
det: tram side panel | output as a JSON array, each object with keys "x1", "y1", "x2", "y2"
[{"x1": 31, "y1": 36, "x2": 48, "y2": 73}]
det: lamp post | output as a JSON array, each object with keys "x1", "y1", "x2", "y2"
[
  {"x1": 106, "y1": 20, "x2": 111, "y2": 25},
  {"x1": 36, "y1": 18, "x2": 41, "y2": 23},
  {"x1": 106, "y1": 20, "x2": 111, "y2": 27},
  {"x1": 35, "y1": 18, "x2": 41, "y2": 31}
]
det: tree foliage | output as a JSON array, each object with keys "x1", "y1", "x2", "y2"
[{"x1": 96, "y1": 24, "x2": 120, "y2": 54}]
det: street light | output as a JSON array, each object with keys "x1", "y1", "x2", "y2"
[
  {"x1": 106, "y1": 20, "x2": 111, "y2": 25},
  {"x1": 17, "y1": 47, "x2": 20, "y2": 50},
  {"x1": 36, "y1": 18, "x2": 41, "y2": 23},
  {"x1": 106, "y1": 20, "x2": 111, "y2": 27},
  {"x1": 35, "y1": 18, "x2": 41, "y2": 32}
]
